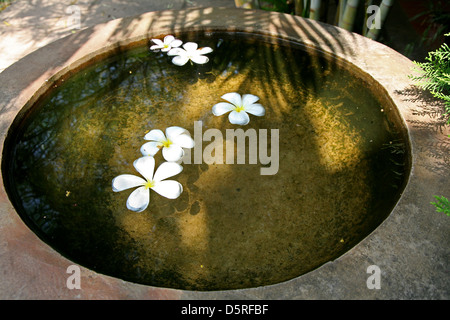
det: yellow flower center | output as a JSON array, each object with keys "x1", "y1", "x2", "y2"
[
  {"x1": 162, "y1": 139, "x2": 172, "y2": 148},
  {"x1": 144, "y1": 180, "x2": 155, "y2": 189},
  {"x1": 234, "y1": 105, "x2": 245, "y2": 113}
]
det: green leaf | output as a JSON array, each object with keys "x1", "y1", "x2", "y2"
[{"x1": 431, "y1": 196, "x2": 450, "y2": 216}]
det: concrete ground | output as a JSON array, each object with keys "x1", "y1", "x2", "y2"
[
  {"x1": 0, "y1": 1, "x2": 448, "y2": 301},
  {"x1": 0, "y1": 0, "x2": 236, "y2": 73},
  {"x1": 0, "y1": 0, "x2": 440, "y2": 73}
]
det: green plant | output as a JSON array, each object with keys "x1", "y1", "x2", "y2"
[
  {"x1": 410, "y1": 33, "x2": 450, "y2": 216},
  {"x1": 410, "y1": 33, "x2": 450, "y2": 124},
  {"x1": 430, "y1": 196, "x2": 450, "y2": 216}
]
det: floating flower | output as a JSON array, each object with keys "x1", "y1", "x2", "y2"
[
  {"x1": 150, "y1": 35, "x2": 182, "y2": 52},
  {"x1": 112, "y1": 156, "x2": 183, "y2": 212},
  {"x1": 167, "y1": 42, "x2": 213, "y2": 66},
  {"x1": 212, "y1": 92, "x2": 265, "y2": 125},
  {"x1": 141, "y1": 126, "x2": 194, "y2": 162}
]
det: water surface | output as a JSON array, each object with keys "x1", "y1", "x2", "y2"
[{"x1": 4, "y1": 32, "x2": 409, "y2": 290}]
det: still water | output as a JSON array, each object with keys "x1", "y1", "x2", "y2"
[{"x1": 4, "y1": 32, "x2": 409, "y2": 290}]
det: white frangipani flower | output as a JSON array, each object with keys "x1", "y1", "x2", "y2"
[
  {"x1": 112, "y1": 156, "x2": 183, "y2": 212},
  {"x1": 212, "y1": 92, "x2": 265, "y2": 125},
  {"x1": 140, "y1": 126, "x2": 194, "y2": 162},
  {"x1": 150, "y1": 35, "x2": 182, "y2": 52},
  {"x1": 167, "y1": 42, "x2": 213, "y2": 66}
]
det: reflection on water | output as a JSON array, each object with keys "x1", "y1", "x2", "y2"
[{"x1": 4, "y1": 32, "x2": 409, "y2": 290}]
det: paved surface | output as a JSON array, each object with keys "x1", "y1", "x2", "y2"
[
  {"x1": 0, "y1": 0, "x2": 437, "y2": 74},
  {"x1": 0, "y1": 0, "x2": 236, "y2": 73}
]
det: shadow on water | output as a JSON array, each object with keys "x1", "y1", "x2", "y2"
[{"x1": 1, "y1": 9, "x2": 410, "y2": 290}]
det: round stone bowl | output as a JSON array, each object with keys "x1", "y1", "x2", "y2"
[{"x1": 0, "y1": 7, "x2": 448, "y2": 299}]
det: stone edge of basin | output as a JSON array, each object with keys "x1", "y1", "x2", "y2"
[{"x1": 0, "y1": 7, "x2": 448, "y2": 300}]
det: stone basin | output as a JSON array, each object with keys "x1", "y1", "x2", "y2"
[{"x1": 0, "y1": 7, "x2": 448, "y2": 299}]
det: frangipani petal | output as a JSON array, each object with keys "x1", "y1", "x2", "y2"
[
  {"x1": 112, "y1": 150, "x2": 184, "y2": 211},
  {"x1": 212, "y1": 102, "x2": 234, "y2": 116},
  {"x1": 140, "y1": 141, "x2": 162, "y2": 156},
  {"x1": 112, "y1": 174, "x2": 146, "y2": 192},
  {"x1": 212, "y1": 92, "x2": 265, "y2": 125},
  {"x1": 198, "y1": 47, "x2": 213, "y2": 54},
  {"x1": 127, "y1": 186, "x2": 150, "y2": 212},
  {"x1": 244, "y1": 103, "x2": 265, "y2": 116},
  {"x1": 163, "y1": 35, "x2": 175, "y2": 44},
  {"x1": 242, "y1": 94, "x2": 260, "y2": 106},
  {"x1": 151, "y1": 39, "x2": 164, "y2": 46},
  {"x1": 190, "y1": 54, "x2": 209, "y2": 65},
  {"x1": 166, "y1": 126, "x2": 188, "y2": 140},
  {"x1": 221, "y1": 92, "x2": 242, "y2": 107},
  {"x1": 170, "y1": 39, "x2": 183, "y2": 48},
  {"x1": 150, "y1": 44, "x2": 162, "y2": 50},
  {"x1": 152, "y1": 180, "x2": 183, "y2": 199},
  {"x1": 167, "y1": 47, "x2": 184, "y2": 56},
  {"x1": 172, "y1": 133, "x2": 194, "y2": 149},
  {"x1": 229, "y1": 110, "x2": 250, "y2": 125},
  {"x1": 183, "y1": 42, "x2": 198, "y2": 52},
  {"x1": 162, "y1": 144, "x2": 185, "y2": 162},
  {"x1": 172, "y1": 55, "x2": 190, "y2": 66},
  {"x1": 150, "y1": 36, "x2": 182, "y2": 52},
  {"x1": 133, "y1": 156, "x2": 155, "y2": 181},
  {"x1": 167, "y1": 42, "x2": 211, "y2": 66},
  {"x1": 144, "y1": 129, "x2": 166, "y2": 142},
  {"x1": 153, "y1": 161, "x2": 183, "y2": 182}
]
